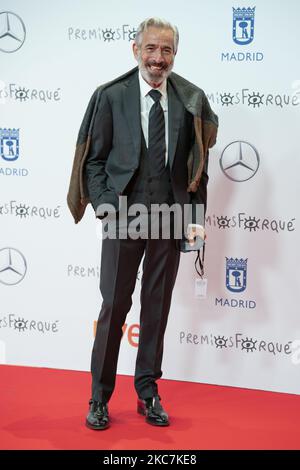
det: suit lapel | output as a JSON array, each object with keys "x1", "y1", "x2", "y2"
[
  {"x1": 123, "y1": 71, "x2": 141, "y2": 159},
  {"x1": 167, "y1": 81, "x2": 184, "y2": 170}
]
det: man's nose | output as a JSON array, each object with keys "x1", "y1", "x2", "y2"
[{"x1": 152, "y1": 48, "x2": 164, "y2": 61}]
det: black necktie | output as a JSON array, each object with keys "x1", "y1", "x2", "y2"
[{"x1": 148, "y1": 89, "x2": 166, "y2": 176}]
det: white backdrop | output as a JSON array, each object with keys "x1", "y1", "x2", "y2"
[{"x1": 1, "y1": 0, "x2": 300, "y2": 395}]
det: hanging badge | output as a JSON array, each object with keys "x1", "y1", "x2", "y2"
[{"x1": 195, "y1": 278, "x2": 208, "y2": 299}]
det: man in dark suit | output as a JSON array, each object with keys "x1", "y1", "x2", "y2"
[{"x1": 82, "y1": 17, "x2": 217, "y2": 430}]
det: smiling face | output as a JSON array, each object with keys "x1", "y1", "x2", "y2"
[{"x1": 133, "y1": 26, "x2": 176, "y2": 87}]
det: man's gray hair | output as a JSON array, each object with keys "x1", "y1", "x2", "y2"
[{"x1": 134, "y1": 17, "x2": 179, "y2": 53}]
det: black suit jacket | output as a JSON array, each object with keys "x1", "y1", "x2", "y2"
[{"x1": 84, "y1": 70, "x2": 203, "y2": 224}]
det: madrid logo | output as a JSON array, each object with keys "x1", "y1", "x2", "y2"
[
  {"x1": 0, "y1": 128, "x2": 19, "y2": 161},
  {"x1": 226, "y1": 257, "x2": 248, "y2": 293},
  {"x1": 215, "y1": 257, "x2": 255, "y2": 309},
  {"x1": 232, "y1": 7, "x2": 255, "y2": 45}
]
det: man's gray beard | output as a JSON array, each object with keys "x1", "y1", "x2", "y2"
[{"x1": 137, "y1": 55, "x2": 174, "y2": 84}]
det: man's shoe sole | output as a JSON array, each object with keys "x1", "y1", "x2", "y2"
[
  {"x1": 85, "y1": 419, "x2": 110, "y2": 430},
  {"x1": 137, "y1": 405, "x2": 170, "y2": 426},
  {"x1": 145, "y1": 417, "x2": 170, "y2": 427}
]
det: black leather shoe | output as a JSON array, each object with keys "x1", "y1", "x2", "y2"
[
  {"x1": 137, "y1": 395, "x2": 169, "y2": 426},
  {"x1": 86, "y1": 399, "x2": 110, "y2": 430}
]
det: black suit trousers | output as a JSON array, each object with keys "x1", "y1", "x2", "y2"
[{"x1": 91, "y1": 231, "x2": 180, "y2": 403}]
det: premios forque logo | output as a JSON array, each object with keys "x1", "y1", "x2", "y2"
[
  {"x1": 68, "y1": 24, "x2": 137, "y2": 42},
  {"x1": 0, "y1": 247, "x2": 27, "y2": 285},
  {"x1": 226, "y1": 257, "x2": 248, "y2": 293},
  {"x1": 0, "y1": 11, "x2": 26, "y2": 53},
  {"x1": 220, "y1": 141, "x2": 260, "y2": 182},
  {"x1": 0, "y1": 128, "x2": 19, "y2": 161},
  {"x1": 0, "y1": 313, "x2": 59, "y2": 334},
  {"x1": 232, "y1": 7, "x2": 255, "y2": 45},
  {"x1": 180, "y1": 330, "x2": 296, "y2": 362}
]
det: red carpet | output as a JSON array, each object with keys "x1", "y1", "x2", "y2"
[{"x1": 0, "y1": 365, "x2": 299, "y2": 450}]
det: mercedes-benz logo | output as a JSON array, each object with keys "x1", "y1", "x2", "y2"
[
  {"x1": 0, "y1": 11, "x2": 26, "y2": 53},
  {"x1": 220, "y1": 141, "x2": 260, "y2": 182},
  {"x1": 0, "y1": 247, "x2": 27, "y2": 285}
]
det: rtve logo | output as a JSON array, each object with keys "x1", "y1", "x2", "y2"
[{"x1": 93, "y1": 321, "x2": 140, "y2": 347}]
